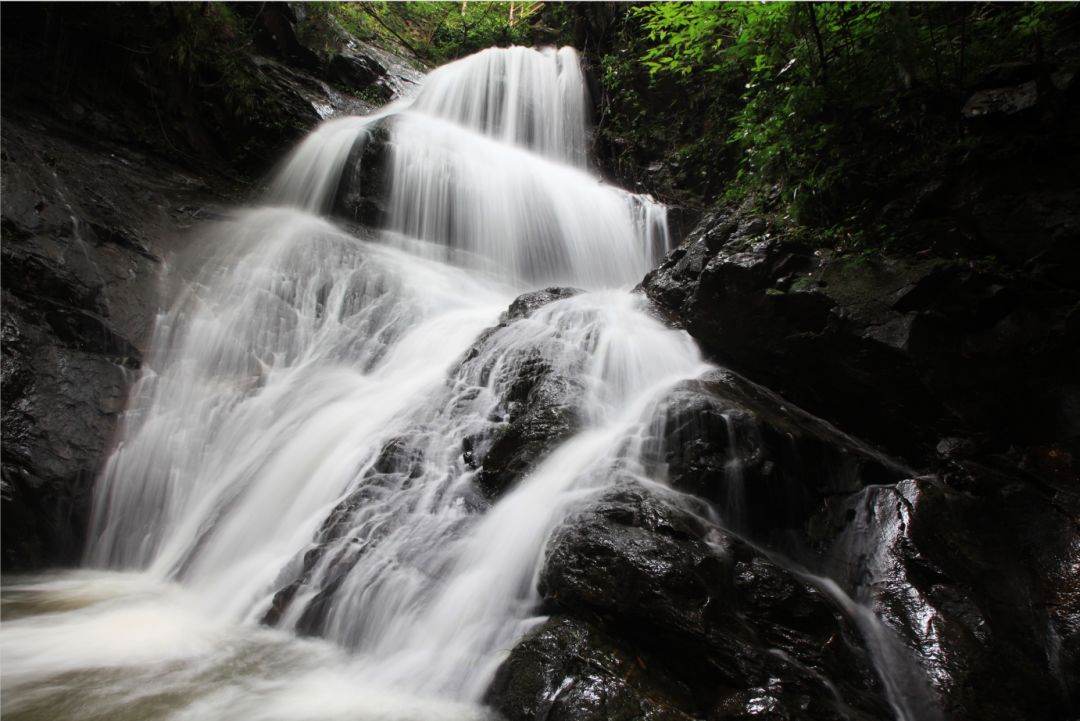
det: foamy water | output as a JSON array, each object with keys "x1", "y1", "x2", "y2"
[{"x1": 2, "y1": 44, "x2": 939, "y2": 721}]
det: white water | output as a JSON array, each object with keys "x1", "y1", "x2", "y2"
[
  {"x1": 2, "y1": 46, "x2": 703, "y2": 720},
  {"x1": 2, "y1": 45, "x2": 939, "y2": 721}
]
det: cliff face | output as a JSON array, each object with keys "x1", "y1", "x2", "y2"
[
  {"x1": 0, "y1": 2, "x2": 423, "y2": 571},
  {"x1": 618, "y1": 40, "x2": 1080, "y2": 721},
  {"x1": 0, "y1": 116, "x2": 232, "y2": 569},
  {"x1": 628, "y1": 202, "x2": 1079, "y2": 719}
]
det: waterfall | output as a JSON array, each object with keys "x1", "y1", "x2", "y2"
[
  {"x1": 0, "y1": 46, "x2": 700, "y2": 719},
  {"x1": 1, "y1": 45, "x2": 939, "y2": 721}
]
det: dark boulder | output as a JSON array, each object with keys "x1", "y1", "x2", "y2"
[
  {"x1": 821, "y1": 468, "x2": 1080, "y2": 721},
  {"x1": 474, "y1": 373, "x2": 581, "y2": 499},
  {"x1": 333, "y1": 121, "x2": 393, "y2": 226},
  {"x1": 486, "y1": 615, "x2": 697, "y2": 721},
  {"x1": 464, "y1": 288, "x2": 585, "y2": 499},
  {"x1": 489, "y1": 485, "x2": 890, "y2": 720},
  {"x1": 539, "y1": 487, "x2": 727, "y2": 643},
  {"x1": 647, "y1": 368, "x2": 907, "y2": 540},
  {"x1": 640, "y1": 205, "x2": 1080, "y2": 466},
  {"x1": 503, "y1": 287, "x2": 583, "y2": 322},
  {"x1": 1, "y1": 296, "x2": 127, "y2": 569}
]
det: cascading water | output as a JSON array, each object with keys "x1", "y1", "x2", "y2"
[
  {"x1": 1, "y1": 45, "x2": 939, "y2": 721},
  {"x1": 1, "y1": 46, "x2": 701, "y2": 720}
]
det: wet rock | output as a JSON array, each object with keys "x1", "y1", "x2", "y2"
[
  {"x1": 469, "y1": 288, "x2": 585, "y2": 499},
  {"x1": 1, "y1": 296, "x2": 125, "y2": 569},
  {"x1": 498, "y1": 485, "x2": 890, "y2": 720},
  {"x1": 641, "y1": 205, "x2": 1080, "y2": 464},
  {"x1": 263, "y1": 433, "x2": 431, "y2": 633},
  {"x1": 327, "y1": 41, "x2": 428, "y2": 105},
  {"x1": 539, "y1": 487, "x2": 726, "y2": 642},
  {"x1": 0, "y1": 116, "x2": 233, "y2": 570},
  {"x1": 268, "y1": 289, "x2": 588, "y2": 628},
  {"x1": 642, "y1": 196, "x2": 1079, "y2": 718},
  {"x1": 503, "y1": 287, "x2": 583, "y2": 322},
  {"x1": 333, "y1": 122, "x2": 392, "y2": 226},
  {"x1": 476, "y1": 377, "x2": 581, "y2": 498},
  {"x1": 649, "y1": 368, "x2": 906, "y2": 539},
  {"x1": 822, "y1": 466, "x2": 1080, "y2": 721},
  {"x1": 486, "y1": 615, "x2": 697, "y2": 721},
  {"x1": 330, "y1": 52, "x2": 391, "y2": 98}
]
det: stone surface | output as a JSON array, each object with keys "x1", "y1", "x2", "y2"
[
  {"x1": 819, "y1": 468, "x2": 1080, "y2": 721},
  {"x1": 645, "y1": 368, "x2": 907, "y2": 540},
  {"x1": 488, "y1": 485, "x2": 890, "y2": 721},
  {"x1": 332, "y1": 122, "x2": 393, "y2": 226},
  {"x1": 466, "y1": 288, "x2": 586, "y2": 499},
  {"x1": 640, "y1": 205, "x2": 1080, "y2": 466},
  {"x1": 0, "y1": 117, "x2": 234, "y2": 570},
  {"x1": 486, "y1": 615, "x2": 698, "y2": 721},
  {"x1": 638, "y1": 195, "x2": 1080, "y2": 719}
]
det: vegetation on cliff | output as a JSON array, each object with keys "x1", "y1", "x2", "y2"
[
  {"x1": 299, "y1": 1, "x2": 545, "y2": 65},
  {"x1": 589, "y1": 2, "x2": 1080, "y2": 245}
]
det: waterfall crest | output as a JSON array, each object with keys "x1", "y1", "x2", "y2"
[
  {"x1": 268, "y1": 46, "x2": 667, "y2": 287},
  {"x1": 412, "y1": 46, "x2": 590, "y2": 166}
]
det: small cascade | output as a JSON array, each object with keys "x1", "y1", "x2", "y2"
[
  {"x1": 267, "y1": 114, "x2": 391, "y2": 214},
  {"x1": 267, "y1": 45, "x2": 668, "y2": 287},
  {"x1": 412, "y1": 46, "x2": 590, "y2": 167},
  {"x1": 380, "y1": 112, "x2": 660, "y2": 286}
]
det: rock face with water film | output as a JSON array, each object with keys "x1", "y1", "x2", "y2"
[
  {"x1": 0, "y1": 116, "x2": 235, "y2": 570},
  {"x1": 641, "y1": 201, "x2": 1080, "y2": 719},
  {"x1": 263, "y1": 285, "x2": 589, "y2": 631},
  {"x1": 491, "y1": 485, "x2": 890, "y2": 721},
  {"x1": 482, "y1": 365, "x2": 920, "y2": 720},
  {"x1": 469, "y1": 288, "x2": 585, "y2": 499},
  {"x1": 651, "y1": 368, "x2": 906, "y2": 540},
  {"x1": 821, "y1": 471, "x2": 1080, "y2": 721}
]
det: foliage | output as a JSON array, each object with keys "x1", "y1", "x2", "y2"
[
  {"x1": 589, "y1": 6, "x2": 740, "y2": 204},
  {"x1": 121, "y1": 3, "x2": 319, "y2": 172},
  {"x1": 167, "y1": 4, "x2": 261, "y2": 119},
  {"x1": 315, "y1": 2, "x2": 547, "y2": 65},
  {"x1": 597, "y1": 1, "x2": 1080, "y2": 234}
]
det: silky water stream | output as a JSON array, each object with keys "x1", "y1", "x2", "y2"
[{"x1": 1, "y1": 47, "x2": 938, "y2": 721}]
